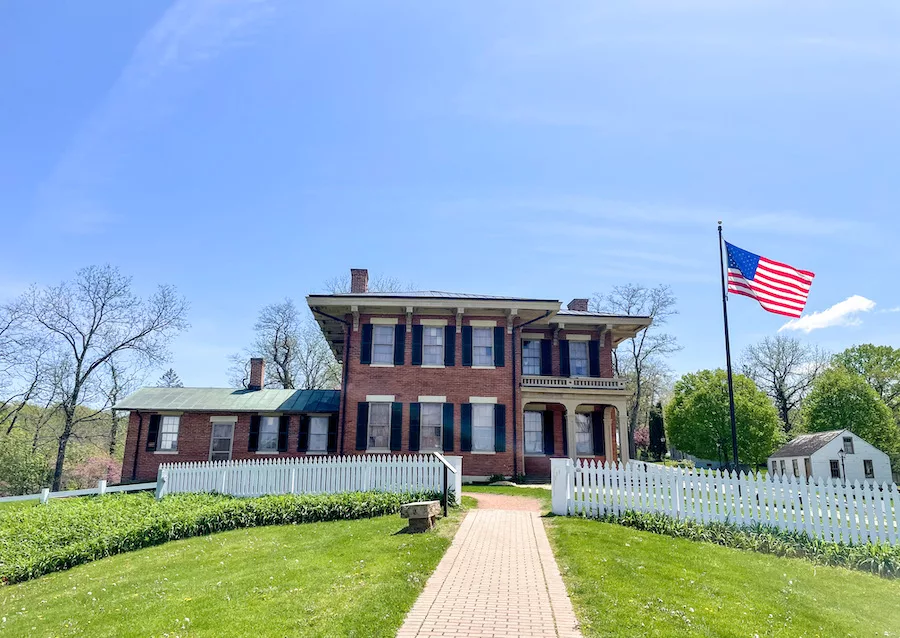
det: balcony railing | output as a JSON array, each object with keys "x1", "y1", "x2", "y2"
[{"x1": 521, "y1": 375, "x2": 627, "y2": 391}]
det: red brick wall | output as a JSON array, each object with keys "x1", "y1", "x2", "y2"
[{"x1": 522, "y1": 406, "x2": 613, "y2": 478}]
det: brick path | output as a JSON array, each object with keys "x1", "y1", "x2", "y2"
[{"x1": 397, "y1": 495, "x2": 581, "y2": 638}]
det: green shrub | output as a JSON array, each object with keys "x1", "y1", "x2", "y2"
[
  {"x1": 0, "y1": 489, "x2": 445, "y2": 585},
  {"x1": 594, "y1": 510, "x2": 900, "y2": 578}
]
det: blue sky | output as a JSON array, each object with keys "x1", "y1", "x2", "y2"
[{"x1": 2, "y1": 1, "x2": 899, "y2": 387}]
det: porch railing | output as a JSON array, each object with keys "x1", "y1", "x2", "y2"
[{"x1": 521, "y1": 375, "x2": 627, "y2": 391}]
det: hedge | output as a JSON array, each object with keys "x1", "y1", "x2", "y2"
[
  {"x1": 0, "y1": 490, "x2": 445, "y2": 585},
  {"x1": 595, "y1": 510, "x2": 900, "y2": 578}
]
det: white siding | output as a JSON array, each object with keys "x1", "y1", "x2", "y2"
[{"x1": 769, "y1": 431, "x2": 892, "y2": 484}]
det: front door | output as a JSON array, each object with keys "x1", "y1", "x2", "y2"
[{"x1": 210, "y1": 421, "x2": 235, "y2": 462}]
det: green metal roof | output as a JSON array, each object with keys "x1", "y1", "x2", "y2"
[{"x1": 114, "y1": 387, "x2": 340, "y2": 413}]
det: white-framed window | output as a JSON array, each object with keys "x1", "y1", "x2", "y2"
[
  {"x1": 210, "y1": 421, "x2": 234, "y2": 461},
  {"x1": 780, "y1": 459, "x2": 786, "y2": 475},
  {"x1": 423, "y1": 327, "x2": 444, "y2": 365},
  {"x1": 569, "y1": 341, "x2": 589, "y2": 377},
  {"x1": 864, "y1": 459, "x2": 875, "y2": 479},
  {"x1": 420, "y1": 403, "x2": 443, "y2": 450},
  {"x1": 473, "y1": 327, "x2": 493, "y2": 366},
  {"x1": 372, "y1": 326, "x2": 395, "y2": 364},
  {"x1": 159, "y1": 415, "x2": 180, "y2": 451},
  {"x1": 368, "y1": 403, "x2": 391, "y2": 450},
  {"x1": 258, "y1": 416, "x2": 280, "y2": 452},
  {"x1": 308, "y1": 416, "x2": 329, "y2": 453},
  {"x1": 843, "y1": 437, "x2": 854, "y2": 454},
  {"x1": 792, "y1": 458, "x2": 799, "y2": 477},
  {"x1": 472, "y1": 403, "x2": 494, "y2": 452},
  {"x1": 771, "y1": 460, "x2": 778, "y2": 474},
  {"x1": 522, "y1": 340, "x2": 541, "y2": 375},
  {"x1": 575, "y1": 413, "x2": 593, "y2": 455},
  {"x1": 524, "y1": 411, "x2": 544, "y2": 454}
]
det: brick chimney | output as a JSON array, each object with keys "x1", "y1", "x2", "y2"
[
  {"x1": 567, "y1": 298, "x2": 589, "y2": 312},
  {"x1": 350, "y1": 268, "x2": 369, "y2": 293},
  {"x1": 248, "y1": 358, "x2": 265, "y2": 391}
]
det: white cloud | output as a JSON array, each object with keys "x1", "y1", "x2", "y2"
[
  {"x1": 779, "y1": 295, "x2": 876, "y2": 333},
  {"x1": 879, "y1": 306, "x2": 900, "y2": 313}
]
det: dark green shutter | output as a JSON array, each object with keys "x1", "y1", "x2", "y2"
[
  {"x1": 327, "y1": 414, "x2": 338, "y2": 453},
  {"x1": 493, "y1": 327, "x2": 505, "y2": 367},
  {"x1": 248, "y1": 415, "x2": 261, "y2": 452},
  {"x1": 444, "y1": 325, "x2": 456, "y2": 366},
  {"x1": 409, "y1": 403, "x2": 421, "y2": 452},
  {"x1": 390, "y1": 402, "x2": 403, "y2": 451},
  {"x1": 145, "y1": 415, "x2": 161, "y2": 451},
  {"x1": 278, "y1": 415, "x2": 290, "y2": 452},
  {"x1": 393, "y1": 325, "x2": 406, "y2": 365},
  {"x1": 460, "y1": 403, "x2": 472, "y2": 451},
  {"x1": 562, "y1": 416, "x2": 568, "y2": 456},
  {"x1": 411, "y1": 325, "x2": 423, "y2": 366},
  {"x1": 540, "y1": 340, "x2": 552, "y2": 376},
  {"x1": 592, "y1": 411, "x2": 605, "y2": 456},
  {"x1": 559, "y1": 340, "x2": 570, "y2": 376},
  {"x1": 360, "y1": 324, "x2": 373, "y2": 364},
  {"x1": 461, "y1": 326, "x2": 473, "y2": 366},
  {"x1": 494, "y1": 404, "x2": 506, "y2": 452},
  {"x1": 297, "y1": 415, "x2": 310, "y2": 452},
  {"x1": 589, "y1": 340, "x2": 601, "y2": 377},
  {"x1": 355, "y1": 403, "x2": 369, "y2": 451},
  {"x1": 442, "y1": 403, "x2": 454, "y2": 451},
  {"x1": 542, "y1": 410, "x2": 555, "y2": 455}
]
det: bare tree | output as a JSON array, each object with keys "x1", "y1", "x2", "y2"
[
  {"x1": 18, "y1": 265, "x2": 188, "y2": 490},
  {"x1": 591, "y1": 284, "x2": 681, "y2": 458},
  {"x1": 741, "y1": 335, "x2": 829, "y2": 433},
  {"x1": 322, "y1": 273, "x2": 414, "y2": 294}
]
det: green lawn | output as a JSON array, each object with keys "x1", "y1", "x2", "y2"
[
  {"x1": 548, "y1": 517, "x2": 900, "y2": 637},
  {"x1": 462, "y1": 485, "x2": 552, "y2": 511},
  {"x1": 0, "y1": 506, "x2": 466, "y2": 637}
]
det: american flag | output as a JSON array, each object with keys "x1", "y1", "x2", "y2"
[{"x1": 725, "y1": 242, "x2": 815, "y2": 318}]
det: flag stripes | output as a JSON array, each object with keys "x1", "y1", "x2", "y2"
[{"x1": 725, "y1": 242, "x2": 814, "y2": 318}]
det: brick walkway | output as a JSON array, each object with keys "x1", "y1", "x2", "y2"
[{"x1": 397, "y1": 496, "x2": 581, "y2": 637}]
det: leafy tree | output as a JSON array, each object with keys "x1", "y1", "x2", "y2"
[
  {"x1": 665, "y1": 369, "x2": 781, "y2": 467},
  {"x1": 802, "y1": 367, "x2": 900, "y2": 470},
  {"x1": 647, "y1": 401, "x2": 667, "y2": 460},
  {"x1": 157, "y1": 368, "x2": 183, "y2": 388},
  {"x1": 0, "y1": 430, "x2": 51, "y2": 496},
  {"x1": 832, "y1": 344, "x2": 900, "y2": 413},
  {"x1": 741, "y1": 335, "x2": 828, "y2": 433}
]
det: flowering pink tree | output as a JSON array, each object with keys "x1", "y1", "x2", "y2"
[
  {"x1": 633, "y1": 425, "x2": 650, "y2": 451},
  {"x1": 64, "y1": 456, "x2": 123, "y2": 489}
]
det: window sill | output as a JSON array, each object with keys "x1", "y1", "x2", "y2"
[
  {"x1": 472, "y1": 365, "x2": 496, "y2": 370},
  {"x1": 369, "y1": 363, "x2": 395, "y2": 368},
  {"x1": 419, "y1": 448, "x2": 443, "y2": 454},
  {"x1": 470, "y1": 450, "x2": 496, "y2": 455},
  {"x1": 306, "y1": 450, "x2": 328, "y2": 455},
  {"x1": 255, "y1": 451, "x2": 280, "y2": 455},
  {"x1": 367, "y1": 448, "x2": 391, "y2": 454},
  {"x1": 421, "y1": 364, "x2": 445, "y2": 369},
  {"x1": 525, "y1": 453, "x2": 548, "y2": 457},
  {"x1": 153, "y1": 450, "x2": 178, "y2": 455}
]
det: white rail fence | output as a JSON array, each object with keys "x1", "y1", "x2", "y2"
[
  {"x1": 0, "y1": 480, "x2": 158, "y2": 505},
  {"x1": 551, "y1": 458, "x2": 900, "y2": 546},
  {"x1": 158, "y1": 454, "x2": 463, "y2": 504}
]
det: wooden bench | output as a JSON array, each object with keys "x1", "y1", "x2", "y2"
[{"x1": 400, "y1": 500, "x2": 441, "y2": 532}]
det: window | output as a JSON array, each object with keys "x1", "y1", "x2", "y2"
[
  {"x1": 804, "y1": 458, "x2": 812, "y2": 477},
  {"x1": 575, "y1": 414, "x2": 593, "y2": 455},
  {"x1": 423, "y1": 327, "x2": 444, "y2": 365},
  {"x1": 792, "y1": 459, "x2": 799, "y2": 477},
  {"x1": 420, "y1": 404, "x2": 443, "y2": 450},
  {"x1": 368, "y1": 403, "x2": 390, "y2": 450},
  {"x1": 830, "y1": 460, "x2": 841, "y2": 479},
  {"x1": 524, "y1": 411, "x2": 544, "y2": 454},
  {"x1": 522, "y1": 340, "x2": 541, "y2": 375},
  {"x1": 308, "y1": 416, "x2": 329, "y2": 453},
  {"x1": 158, "y1": 416, "x2": 180, "y2": 451},
  {"x1": 210, "y1": 421, "x2": 233, "y2": 461},
  {"x1": 473, "y1": 328, "x2": 493, "y2": 366},
  {"x1": 779, "y1": 460, "x2": 786, "y2": 475},
  {"x1": 843, "y1": 437, "x2": 855, "y2": 454},
  {"x1": 472, "y1": 403, "x2": 494, "y2": 451},
  {"x1": 569, "y1": 341, "x2": 589, "y2": 377},
  {"x1": 372, "y1": 326, "x2": 395, "y2": 364},
  {"x1": 258, "y1": 416, "x2": 280, "y2": 452},
  {"x1": 864, "y1": 460, "x2": 875, "y2": 479},
  {"x1": 771, "y1": 460, "x2": 778, "y2": 474}
]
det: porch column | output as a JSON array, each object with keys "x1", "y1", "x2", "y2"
[
  {"x1": 563, "y1": 401, "x2": 578, "y2": 461},
  {"x1": 613, "y1": 401, "x2": 630, "y2": 464},
  {"x1": 604, "y1": 406, "x2": 616, "y2": 464}
]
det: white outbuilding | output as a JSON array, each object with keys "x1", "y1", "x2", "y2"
[{"x1": 768, "y1": 429, "x2": 892, "y2": 484}]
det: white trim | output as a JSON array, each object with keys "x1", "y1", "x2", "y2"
[
  {"x1": 153, "y1": 450, "x2": 179, "y2": 455},
  {"x1": 522, "y1": 331, "x2": 546, "y2": 337},
  {"x1": 209, "y1": 419, "x2": 235, "y2": 462},
  {"x1": 210, "y1": 416, "x2": 238, "y2": 424},
  {"x1": 472, "y1": 365, "x2": 496, "y2": 370},
  {"x1": 369, "y1": 363, "x2": 394, "y2": 368},
  {"x1": 565, "y1": 334, "x2": 592, "y2": 341},
  {"x1": 420, "y1": 318, "x2": 448, "y2": 326},
  {"x1": 471, "y1": 450, "x2": 496, "y2": 455},
  {"x1": 421, "y1": 364, "x2": 446, "y2": 369},
  {"x1": 469, "y1": 320, "x2": 497, "y2": 327},
  {"x1": 469, "y1": 396, "x2": 497, "y2": 404},
  {"x1": 157, "y1": 411, "x2": 184, "y2": 416},
  {"x1": 366, "y1": 395, "x2": 396, "y2": 402},
  {"x1": 418, "y1": 395, "x2": 447, "y2": 403},
  {"x1": 525, "y1": 453, "x2": 548, "y2": 457},
  {"x1": 366, "y1": 448, "x2": 390, "y2": 454},
  {"x1": 255, "y1": 451, "x2": 280, "y2": 455},
  {"x1": 524, "y1": 403, "x2": 547, "y2": 410},
  {"x1": 370, "y1": 317, "x2": 399, "y2": 325}
]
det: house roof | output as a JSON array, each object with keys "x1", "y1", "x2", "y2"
[
  {"x1": 114, "y1": 387, "x2": 340, "y2": 413},
  {"x1": 311, "y1": 290, "x2": 559, "y2": 302},
  {"x1": 769, "y1": 430, "x2": 846, "y2": 458}
]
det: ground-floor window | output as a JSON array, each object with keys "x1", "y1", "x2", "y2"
[
  {"x1": 829, "y1": 459, "x2": 841, "y2": 479},
  {"x1": 792, "y1": 459, "x2": 799, "y2": 477},
  {"x1": 420, "y1": 403, "x2": 443, "y2": 451},
  {"x1": 864, "y1": 459, "x2": 875, "y2": 479},
  {"x1": 308, "y1": 416, "x2": 329, "y2": 453},
  {"x1": 575, "y1": 414, "x2": 593, "y2": 455},
  {"x1": 779, "y1": 459, "x2": 786, "y2": 475},
  {"x1": 472, "y1": 404, "x2": 494, "y2": 452},
  {"x1": 524, "y1": 411, "x2": 543, "y2": 454},
  {"x1": 210, "y1": 421, "x2": 233, "y2": 461},
  {"x1": 159, "y1": 416, "x2": 180, "y2": 451},
  {"x1": 368, "y1": 403, "x2": 391, "y2": 450},
  {"x1": 258, "y1": 416, "x2": 280, "y2": 452}
]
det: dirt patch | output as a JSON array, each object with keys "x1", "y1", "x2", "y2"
[{"x1": 468, "y1": 492, "x2": 542, "y2": 512}]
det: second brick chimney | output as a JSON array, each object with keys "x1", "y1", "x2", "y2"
[
  {"x1": 248, "y1": 357, "x2": 265, "y2": 391},
  {"x1": 567, "y1": 298, "x2": 589, "y2": 312},
  {"x1": 350, "y1": 268, "x2": 369, "y2": 294}
]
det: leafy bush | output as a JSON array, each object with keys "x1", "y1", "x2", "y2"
[
  {"x1": 63, "y1": 455, "x2": 122, "y2": 489},
  {"x1": 595, "y1": 510, "x2": 900, "y2": 578},
  {"x1": 0, "y1": 489, "x2": 445, "y2": 585}
]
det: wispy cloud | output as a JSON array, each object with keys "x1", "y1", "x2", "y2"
[
  {"x1": 879, "y1": 306, "x2": 900, "y2": 313},
  {"x1": 37, "y1": 0, "x2": 273, "y2": 234},
  {"x1": 779, "y1": 295, "x2": 876, "y2": 333}
]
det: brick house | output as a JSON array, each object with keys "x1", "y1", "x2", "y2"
[{"x1": 118, "y1": 269, "x2": 650, "y2": 482}]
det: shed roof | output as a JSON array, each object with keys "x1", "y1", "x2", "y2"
[
  {"x1": 769, "y1": 430, "x2": 846, "y2": 458},
  {"x1": 114, "y1": 387, "x2": 340, "y2": 413}
]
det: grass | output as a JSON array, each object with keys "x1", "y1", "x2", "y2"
[
  {"x1": 0, "y1": 502, "x2": 467, "y2": 637},
  {"x1": 548, "y1": 517, "x2": 900, "y2": 637},
  {"x1": 462, "y1": 485, "x2": 552, "y2": 512}
]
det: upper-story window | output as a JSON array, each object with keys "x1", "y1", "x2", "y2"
[
  {"x1": 258, "y1": 416, "x2": 280, "y2": 453},
  {"x1": 569, "y1": 341, "x2": 589, "y2": 377},
  {"x1": 159, "y1": 416, "x2": 180, "y2": 451},
  {"x1": 473, "y1": 328, "x2": 493, "y2": 366},
  {"x1": 368, "y1": 403, "x2": 391, "y2": 450},
  {"x1": 843, "y1": 437, "x2": 854, "y2": 454},
  {"x1": 522, "y1": 340, "x2": 541, "y2": 375},
  {"x1": 423, "y1": 327, "x2": 444, "y2": 365},
  {"x1": 372, "y1": 325, "x2": 395, "y2": 364}
]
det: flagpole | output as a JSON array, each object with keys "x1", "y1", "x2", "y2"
[{"x1": 718, "y1": 221, "x2": 740, "y2": 469}]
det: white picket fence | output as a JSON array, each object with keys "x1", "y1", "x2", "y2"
[
  {"x1": 158, "y1": 454, "x2": 463, "y2": 504},
  {"x1": 551, "y1": 458, "x2": 900, "y2": 545}
]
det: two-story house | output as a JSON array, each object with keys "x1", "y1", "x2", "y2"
[{"x1": 118, "y1": 269, "x2": 650, "y2": 482}]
